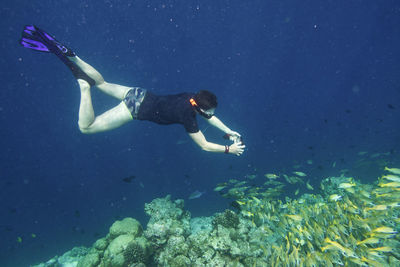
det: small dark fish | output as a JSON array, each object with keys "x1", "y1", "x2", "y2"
[
  {"x1": 74, "y1": 210, "x2": 80, "y2": 218},
  {"x1": 345, "y1": 109, "x2": 351, "y2": 114},
  {"x1": 1, "y1": 225, "x2": 13, "y2": 232},
  {"x1": 323, "y1": 119, "x2": 328, "y2": 123},
  {"x1": 9, "y1": 207, "x2": 17, "y2": 214},
  {"x1": 122, "y1": 176, "x2": 135, "y2": 183},
  {"x1": 388, "y1": 104, "x2": 395, "y2": 109},
  {"x1": 72, "y1": 226, "x2": 85, "y2": 234}
]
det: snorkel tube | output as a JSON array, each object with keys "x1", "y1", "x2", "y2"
[{"x1": 189, "y1": 98, "x2": 213, "y2": 119}]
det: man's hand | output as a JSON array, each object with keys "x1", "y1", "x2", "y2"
[
  {"x1": 227, "y1": 130, "x2": 241, "y2": 138},
  {"x1": 229, "y1": 142, "x2": 245, "y2": 156}
]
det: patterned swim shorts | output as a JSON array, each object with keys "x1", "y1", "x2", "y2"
[{"x1": 123, "y1": 87, "x2": 147, "y2": 119}]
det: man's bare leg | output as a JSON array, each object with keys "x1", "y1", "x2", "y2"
[
  {"x1": 77, "y1": 79, "x2": 133, "y2": 134},
  {"x1": 69, "y1": 56, "x2": 132, "y2": 100}
]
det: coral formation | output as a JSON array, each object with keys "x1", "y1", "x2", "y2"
[{"x1": 212, "y1": 209, "x2": 240, "y2": 229}]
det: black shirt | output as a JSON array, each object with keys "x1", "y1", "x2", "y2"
[{"x1": 137, "y1": 92, "x2": 200, "y2": 133}]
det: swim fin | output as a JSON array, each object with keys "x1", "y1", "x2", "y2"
[
  {"x1": 20, "y1": 25, "x2": 95, "y2": 86},
  {"x1": 20, "y1": 25, "x2": 76, "y2": 57}
]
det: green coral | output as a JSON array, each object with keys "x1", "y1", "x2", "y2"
[
  {"x1": 169, "y1": 255, "x2": 191, "y2": 267},
  {"x1": 123, "y1": 240, "x2": 148, "y2": 264},
  {"x1": 108, "y1": 217, "x2": 142, "y2": 239},
  {"x1": 212, "y1": 209, "x2": 239, "y2": 229}
]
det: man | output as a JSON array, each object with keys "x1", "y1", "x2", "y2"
[{"x1": 20, "y1": 25, "x2": 245, "y2": 156}]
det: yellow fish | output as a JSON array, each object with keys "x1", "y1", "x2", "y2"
[
  {"x1": 329, "y1": 194, "x2": 342, "y2": 201},
  {"x1": 381, "y1": 174, "x2": 400, "y2": 182},
  {"x1": 384, "y1": 166, "x2": 400, "y2": 175},
  {"x1": 356, "y1": 237, "x2": 380, "y2": 245},
  {"x1": 371, "y1": 226, "x2": 397, "y2": 234},
  {"x1": 338, "y1": 182, "x2": 356, "y2": 189},
  {"x1": 361, "y1": 256, "x2": 383, "y2": 267},
  {"x1": 378, "y1": 182, "x2": 400, "y2": 188},
  {"x1": 294, "y1": 188, "x2": 299, "y2": 195},
  {"x1": 264, "y1": 173, "x2": 279, "y2": 179},
  {"x1": 293, "y1": 171, "x2": 307, "y2": 177},
  {"x1": 285, "y1": 214, "x2": 303, "y2": 222},
  {"x1": 324, "y1": 238, "x2": 356, "y2": 257},
  {"x1": 365, "y1": 205, "x2": 387, "y2": 211},
  {"x1": 368, "y1": 246, "x2": 393, "y2": 253}
]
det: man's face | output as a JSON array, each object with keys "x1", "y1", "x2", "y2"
[{"x1": 200, "y1": 107, "x2": 215, "y2": 117}]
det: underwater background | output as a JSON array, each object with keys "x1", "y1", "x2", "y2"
[{"x1": 0, "y1": 0, "x2": 399, "y2": 266}]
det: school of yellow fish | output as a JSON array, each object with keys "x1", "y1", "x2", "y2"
[{"x1": 215, "y1": 166, "x2": 400, "y2": 266}]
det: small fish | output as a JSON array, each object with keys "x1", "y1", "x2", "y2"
[
  {"x1": 381, "y1": 174, "x2": 400, "y2": 182},
  {"x1": 294, "y1": 189, "x2": 299, "y2": 195},
  {"x1": 188, "y1": 190, "x2": 205, "y2": 200},
  {"x1": 358, "y1": 151, "x2": 368, "y2": 156},
  {"x1": 236, "y1": 181, "x2": 248, "y2": 186},
  {"x1": 307, "y1": 160, "x2": 313, "y2": 165},
  {"x1": 176, "y1": 139, "x2": 188, "y2": 145},
  {"x1": 236, "y1": 200, "x2": 246, "y2": 205},
  {"x1": 384, "y1": 167, "x2": 400, "y2": 175},
  {"x1": 17, "y1": 236, "x2": 22, "y2": 243},
  {"x1": 293, "y1": 171, "x2": 307, "y2": 177},
  {"x1": 285, "y1": 214, "x2": 303, "y2": 222},
  {"x1": 74, "y1": 210, "x2": 81, "y2": 218},
  {"x1": 372, "y1": 226, "x2": 397, "y2": 234},
  {"x1": 378, "y1": 182, "x2": 400, "y2": 188},
  {"x1": 246, "y1": 174, "x2": 257, "y2": 179},
  {"x1": 213, "y1": 185, "x2": 227, "y2": 192},
  {"x1": 306, "y1": 181, "x2": 314, "y2": 190},
  {"x1": 365, "y1": 205, "x2": 387, "y2": 211},
  {"x1": 387, "y1": 202, "x2": 400, "y2": 208},
  {"x1": 264, "y1": 173, "x2": 279, "y2": 179},
  {"x1": 320, "y1": 244, "x2": 338, "y2": 252},
  {"x1": 122, "y1": 176, "x2": 135, "y2": 183},
  {"x1": 368, "y1": 246, "x2": 393, "y2": 253},
  {"x1": 324, "y1": 238, "x2": 357, "y2": 257},
  {"x1": 332, "y1": 161, "x2": 336, "y2": 168},
  {"x1": 356, "y1": 237, "x2": 380, "y2": 245},
  {"x1": 338, "y1": 182, "x2": 356, "y2": 189},
  {"x1": 329, "y1": 194, "x2": 342, "y2": 202}
]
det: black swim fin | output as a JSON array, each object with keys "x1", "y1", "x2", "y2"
[{"x1": 20, "y1": 25, "x2": 95, "y2": 86}]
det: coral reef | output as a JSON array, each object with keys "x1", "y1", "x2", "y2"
[{"x1": 31, "y1": 166, "x2": 400, "y2": 266}]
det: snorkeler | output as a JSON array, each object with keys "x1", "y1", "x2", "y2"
[{"x1": 20, "y1": 25, "x2": 245, "y2": 156}]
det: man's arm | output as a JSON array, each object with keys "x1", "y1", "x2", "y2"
[
  {"x1": 189, "y1": 131, "x2": 244, "y2": 156},
  {"x1": 206, "y1": 116, "x2": 232, "y2": 133}
]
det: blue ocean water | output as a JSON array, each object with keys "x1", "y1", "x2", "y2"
[{"x1": 0, "y1": 1, "x2": 399, "y2": 266}]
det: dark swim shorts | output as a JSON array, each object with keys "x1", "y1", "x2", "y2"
[{"x1": 123, "y1": 87, "x2": 147, "y2": 119}]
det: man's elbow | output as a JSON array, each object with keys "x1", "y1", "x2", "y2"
[{"x1": 199, "y1": 143, "x2": 212, "y2": 152}]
